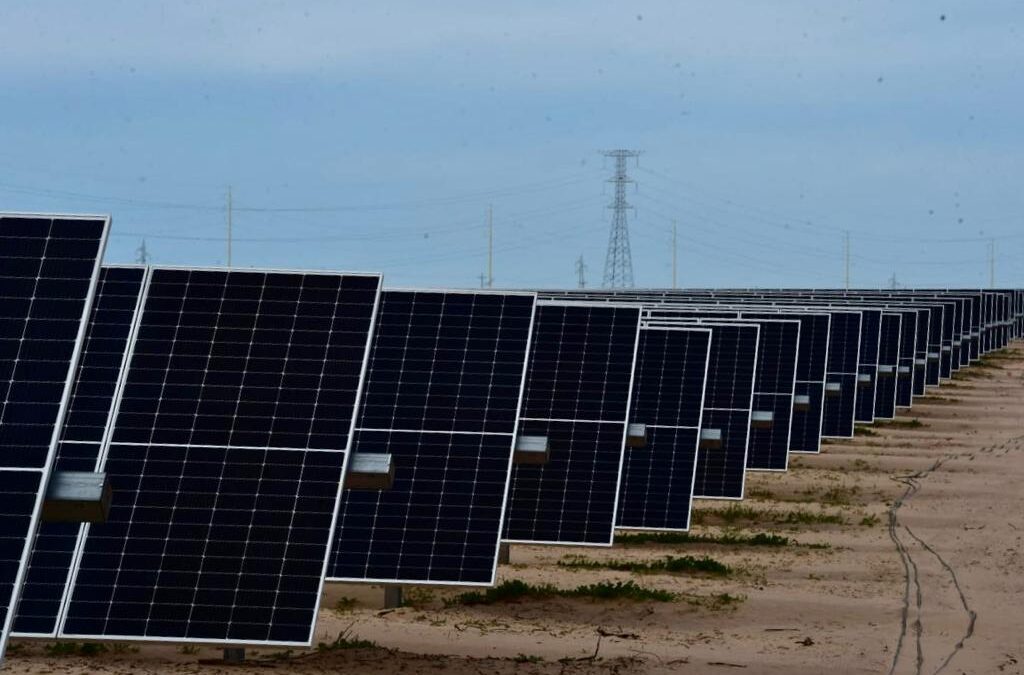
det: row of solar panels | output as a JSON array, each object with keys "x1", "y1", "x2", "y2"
[{"x1": 0, "y1": 214, "x2": 1021, "y2": 660}]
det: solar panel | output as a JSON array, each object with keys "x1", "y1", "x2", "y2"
[
  {"x1": 328, "y1": 289, "x2": 536, "y2": 586},
  {"x1": 820, "y1": 309, "x2": 861, "y2": 438},
  {"x1": 14, "y1": 266, "x2": 147, "y2": 637},
  {"x1": 616, "y1": 326, "x2": 710, "y2": 531},
  {"x1": 0, "y1": 214, "x2": 108, "y2": 661},
  {"x1": 853, "y1": 309, "x2": 881, "y2": 424},
  {"x1": 57, "y1": 267, "x2": 381, "y2": 646},
  {"x1": 504, "y1": 301, "x2": 641, "y2": 546},
  {"x1": 735, "y1": 311, "x2": 828, "y2": 455},
  {"x1": 874, "y1": 312, "x2": 902, "y2": 419},
  {"x1": 669, "y1": 323, "x2": 758, "y2": 500}
]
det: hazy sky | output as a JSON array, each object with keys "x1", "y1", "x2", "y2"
[{"x1": 2, "y1": 1, "x2": 1022, "y2": 288}]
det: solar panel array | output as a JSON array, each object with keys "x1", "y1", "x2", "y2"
[
  {"x1": 0, "y1": 214, "x2": 108, "y2": 658},
  {"x1": 59, "y1": 268, "x2": 381, "y2": 645},
  {"x1": 1, "y1": 210, "x2": 1022, "y2": 663},
  {"x1": 329, "y1": 290, "x2": 536, "y2": 586},
  {"x1": 504, "y1": 301, "x2": 641, "y2": 546}
]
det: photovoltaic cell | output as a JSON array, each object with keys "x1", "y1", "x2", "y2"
[
  {"x1": 617, "y1": 327, "x2": 710, "y2": 531},
  {"x1": 15, "y1": 266, "x2": 146, "y2": 637},
  {"x1": 59, "y1": 268, "x2": 380, "y2": 646},
  {"x1": 0, "y1": 214, "x2": 108, "y2": 660},
  {"x1": 329, "y1": 290, "x2": 536, "y2": 585},
  {"x1": 504, "y1": 302, "x2": 641, "y2": 545}
]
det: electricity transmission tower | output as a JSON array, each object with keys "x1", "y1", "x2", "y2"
[
  {"x1": 575, "y1": 254, "x2": 587, "y2": 288},
  {"x1": 135, "y1": 239, "x2": 150, "y2": 264},
  {"x1": 601, "y1": 149, "x2": 641, "y2": 288}
]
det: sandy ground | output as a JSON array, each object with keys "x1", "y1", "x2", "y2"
[{"x1": 6, "y1": 343, "x2": 1024, "y2": 675}]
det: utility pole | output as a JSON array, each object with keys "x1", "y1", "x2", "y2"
[
  {"x1": 989, "y1": 238, "x2": 995, "y2": 288},
  {"x1": 601, "y1": 149, "x2": 641, "y2": 288},
  {"x1": 478, "y1": 272, "x2": 487, "y2": 289},
  {"x1": 575, "y1": 255, "x2": 587, "y2": 289},
  {"x1": 844, "y1": 230, "x2": 850, "y2": 291},
  {"x1": 226, "y1": 185, "x2": 233, "y2": 268},
  {"x1": 135, "y1": 239, "x2": 150, "y2": 265},
  {"x1": 487, "y1": 205, "x2": 494, "y2": 288},
  {"x1": 672, "y1": 220, "x2": 678, "y2": 289},
  {"x1": 888, "y1": 272, "x2": 898, "y2": 290}
]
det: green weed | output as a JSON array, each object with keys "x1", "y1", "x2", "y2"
[
  {"x1": 557, "y1": 554, "x2": 731, "y2": 576},
  {"x1": 444, "y1": 579, "x2": 674, "y2": 606}
]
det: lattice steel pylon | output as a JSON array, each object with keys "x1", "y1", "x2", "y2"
[{"x1": 601, "y1": 149, "x2": 641, "y2": 288}]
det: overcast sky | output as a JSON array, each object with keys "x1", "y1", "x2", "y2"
[{"x1": 2, "y1": 1, "x2": 1022, "y2": 288}]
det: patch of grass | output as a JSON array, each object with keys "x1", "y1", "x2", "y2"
[
  {"x1": 44, "y1": 642, "x2": 108, "y2": 657},
  {"x1": 876, "y1": 418, "x2": 926, "y2": 429},
  {"x1": 860, "y1": 514, "x2": 881, "y2": 527},
  {"x1": 777, "y1": 509, "x2": 846, "y2": 525},
  {"x1": 179, "y1": 644, "x2": 201, "y2": 655},
  {"x1": 984, "y1": 348, "x2": 1021, "y2": 361},
  {"x1": 615, "y1": 529, "x2": 830, "y2": 549},
  {"x1": 333, "y1": 596, "x2": 358, "y2": 613},
  {"x1": 973, "y1": 355, "x2": 1006, "y2": 369},
  {"x1": 445, "y1": 579, "x2": 674, "y2": 607},
  {"x1": 558, "y1": 554, "x2": 731, "y2": 576},
  {"x1": 746, "y1": 487, "x2": 776, "y2": 500},
  {"x1": 683, "y1": 592, "x2": 746, "y2": 611},
  {"x1": 695, "y1": 506, "x2": 846, "y2": 527},
  {"x1": 108, "y1": 643, "x2": 138, "y2": 654},
  {"x1": 401, "y1": 586, "x2": 437, "y2": 609},
  {"x1": 819, "y1": 485, "x2": 861, "y2": 506},
  {"x1": 854, "y1": 425, "x2": 878, "y2": 437},
  {"x1": 317, "y1": 631, "x2": 378, "y2": 652},
  {"x1": 514, "y1": 654, "x2": 545, "y2": 663},
  {"x1": 848, "y1": 458, "x2": 880, "y2": 472},
  {"x1": 918, "y1": 395, "x2": 960, "y2": 405},
  {"x1": 953, "y1": 368, "x2": 991, "y2": 381},
  {"x1": 692, "y1": 504, "x2": 762, "y2": 525},
  {"x1": 618, "y1": 530, "x2": 780, "y2": 547}
]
